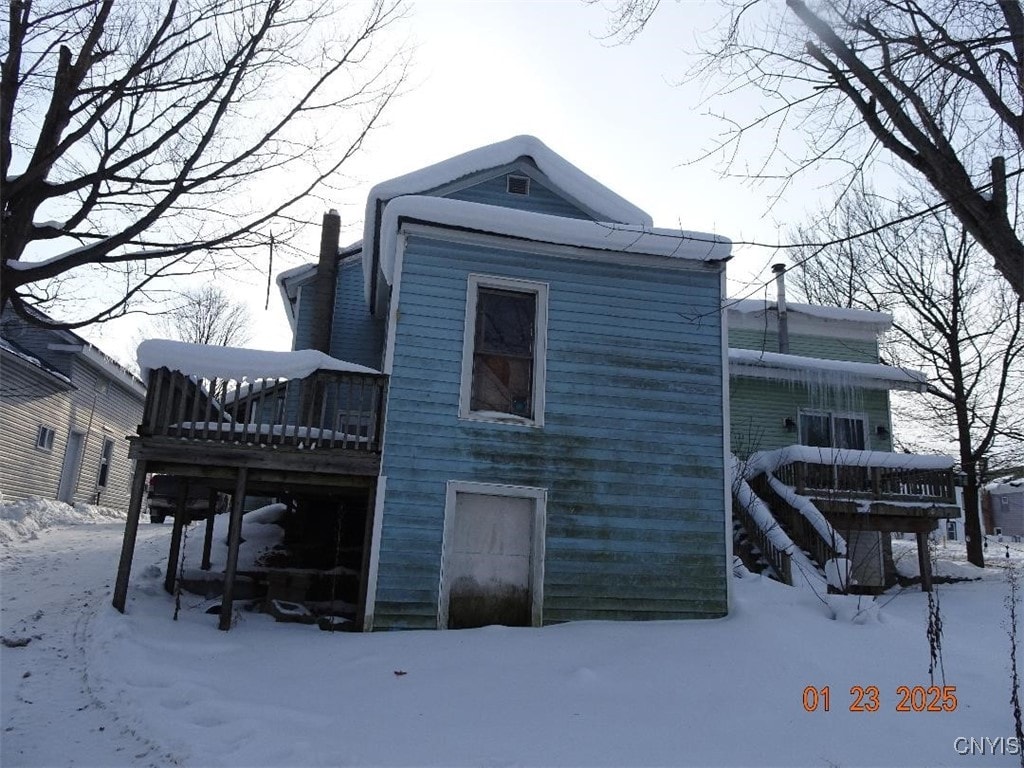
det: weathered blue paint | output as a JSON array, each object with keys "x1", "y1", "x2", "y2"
[
  {"x1": 292, "y1": 256, "x2": 385, "y2": 370},
  {"x1": 446, "y1": 171, "x2": 596, "y2": 221},
  {"x1": 372, "y1": 234, "x2": 728, "y2": 629}
]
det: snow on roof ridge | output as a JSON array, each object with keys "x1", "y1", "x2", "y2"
[
  {"x1": 374, "y1": 195, "x2": 731, "y2": 292},
  {"x1": 137, "y1": 339, "x2": 380, "y2": 381},
  {"x1": 728, "y1": 298, "x2": 892, "y2": 326},
  {"x1": 368, "y1": 135, "x2": 651, "y2": 225},
  {"x1": 363, "y1": 135, "x2": 654, "y2": 302}
]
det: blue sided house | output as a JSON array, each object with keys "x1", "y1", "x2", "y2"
[{"x1": 114, "y1": 136, "x2": 734, "y2": 632}]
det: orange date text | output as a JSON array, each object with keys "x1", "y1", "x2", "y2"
[{"x1": 801, "y1": 685, "x2": 958, "y2": 713}]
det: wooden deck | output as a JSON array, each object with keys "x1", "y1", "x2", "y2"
[
  {"x1": 773, "y1": 460, "x2": 957, "y2": 511},
  {"x1": 132, "y1": 367, "x2": 388, "y2": 476},
  {"x1": 113, "y1": 366, "x2": 389, "y2": 630}
]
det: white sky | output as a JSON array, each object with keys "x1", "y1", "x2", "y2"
[{"x1": 82, "y1": 0, "x2": 819, "y2": 367}]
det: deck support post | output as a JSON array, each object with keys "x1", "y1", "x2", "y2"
[
  {"x1": 916, "y1": 531, "x2": 933, "y2": 592},
  {"x1": 164, "y1": 481, "x2": 189, "y2": 594},
  {"x1": 113, "y1": 460, "x2": 148, "y2": 612},
  {"x1": 355, "y1": 483, "x2": 378, "y2": 632},
  {"x1": 219, "y1": 468, "x2": 248, "y2": 631},
  {"x1": 201, "y1": 492, "x2": 216, "y2": 571}
]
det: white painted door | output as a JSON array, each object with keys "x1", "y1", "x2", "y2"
[
  {"x1": 446, "y1": 492, "x2": 533, "y2": 629},
  {"x1": 56, "y1": 431, "x2": 85, "y2": 503}
]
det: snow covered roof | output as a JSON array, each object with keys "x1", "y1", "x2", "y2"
[
  {"x1": 375, "y1": 195, "x2": 730, "y2": 299},
  {"x1": 363, "y1": 135, "x2": 655, "y2": 305},
  {"x1": 2, "y1": 304, "x2": 144, "y2": 395},
  {"x1": 728, "y1": 299, "x2": 892, "y2": 329},
  {"x1": 137, "y1": 339, "x2": 380, "y2": 381},
  {"x1": 728, "y1": 348, "x2": 929, "y2": 391},
  {"x1": 0, "y1": 335, "x2": 73, "y2": 386}
]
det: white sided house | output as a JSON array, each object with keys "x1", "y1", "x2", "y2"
[{"x1": 0, "y1": 306, "x2": 146, "y2": 509}]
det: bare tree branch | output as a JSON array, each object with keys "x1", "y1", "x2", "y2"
[{"x1": 1, "y1": 0, "x2": 409, "y2": 329}]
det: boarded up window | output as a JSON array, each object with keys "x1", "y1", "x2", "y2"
[
  {"x1": 446, "y1": 492, "x2": 534, "y2": 629},
  {"x1": 471, "y1": 288, "x2": 536, "y2": 418}
]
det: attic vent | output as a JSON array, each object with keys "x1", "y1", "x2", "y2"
[{"x1": 506, "y1": 175, "x2": 530, "y2": 196}]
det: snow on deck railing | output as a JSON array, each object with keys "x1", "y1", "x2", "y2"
[
  {"x1": 746, "y1": 446, "x2": 956, "y2": 504},
  {"x1": 140, "y1": 366, "x2": 387, "y2": 452},
  {"x1": 137, "y1": 339, "x2": 379, "y2": 381}
]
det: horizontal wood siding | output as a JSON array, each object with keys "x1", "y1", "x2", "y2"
[
  {"x1": 67, "y1": 358, "x2": 146, "y2": 510},
  {"x1": 446, "y1": 174, "x2": 595, "y2": 220},
  {"x1": 293, "y1": 259, "x2": 385, "y2": 369},
  {"x1": 0, "y1": 354, "x2": 143, "y2": 509},
  {"x1": 730, "y1": 376, "x2": 892, "y2": 457},
  {"x1": 729, "y1": 328, "x2": 879, "y2": 363},
  {"x1": 0, "y1": 355, "x2": 72, "y2": 501},
  {"x1": 373, "y1": 236, "x2": 727, "y2": 629}
]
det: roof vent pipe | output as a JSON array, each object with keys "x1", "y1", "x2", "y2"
[
  {"x1": 308, "y1": 210, "x2": 341, "y2": 354},
  {"x1": 772, "y1": 263, "x2": 789, "y2": 354}
]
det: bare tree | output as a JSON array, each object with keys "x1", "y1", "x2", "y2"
[
  {"x1": 792, "y1": 187, "x2": 1024, "y2": 567},
  {"x1": 150, "y1": 284, "x2": 251, "y2": 347},
  {"x1": 594, "y1": 0, "x2": 1024, "y2": 298},
  {"x1": 2, "y1": 0, "x2": 407, "y2": 330}
]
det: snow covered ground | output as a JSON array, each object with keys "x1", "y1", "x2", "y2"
[{"x1": 2, "y1": 498, "x2": 1022, "y2": 767}]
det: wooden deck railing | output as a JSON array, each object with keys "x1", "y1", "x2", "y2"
[
  {"x1": 748, "y1": 474, "x2": 842, "y2": 569},
  {"x1": 773, "y1": 460, "x2": 956, "y2": 504},
  {"x1": 732, "y1": 493, "x2": 793, "y2": 585},
  {"x1": 141, "y1": 367, "x2": 387, "y2": 452}
]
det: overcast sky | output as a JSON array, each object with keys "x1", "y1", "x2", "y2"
[{"x1": 86, "y1": 0, "x2": 823, "y2": 366}]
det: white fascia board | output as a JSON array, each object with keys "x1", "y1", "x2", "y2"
[{"x1": 372, "y1": 195, "x2": 730, "y2": 304}]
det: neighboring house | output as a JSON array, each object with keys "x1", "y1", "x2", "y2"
[
  {"x1": 114, "y1": 135, "x2": 734, "y2": 631},
  {"x1": 0, "y1": 306, "x2": 146, "y2": 509},
  {"x1": 727, "y1": 283, "x2": 958, "y2": 592},
  {"x1": 984, "y1": 479, "x2": 1024, "y2": 539}
]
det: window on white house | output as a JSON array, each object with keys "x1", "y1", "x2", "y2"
[
  {"x1": 799, "y1": 411, "x2": 867, "y2": 450},
  {"x1": 97, "y1": 438, "x2": 114, "y2": 487},
  {"x1": 460, "y1": 275, "x2": 548, "y2": 425},
  {"x1": 36, "y1": 425, "x2": 55, "y2": 451}
]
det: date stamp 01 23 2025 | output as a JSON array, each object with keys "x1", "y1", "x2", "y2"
[{"x1": 801, "y1": 684, "x2": 958, "y2": 713}]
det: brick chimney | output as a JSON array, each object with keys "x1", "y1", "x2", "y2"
[{"x1": 308, "y1": 210, "x2": 341, "y2": 354}]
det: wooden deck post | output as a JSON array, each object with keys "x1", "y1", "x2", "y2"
[
  {"x1": 113, "y1": 460, "x2": 148, "y2": 612},
  {"x1": 916, "y1": 531, "x2": 933, "y2": 592},
  {"x1": 164, "y1": 481, "x2": 189, "y2": 594},
  {"x1": 201, "y1": 490, "x2": 216, "y2": 571},
  {"x1": 355, "y1": 483, "x2": 378, "y2": 632},
  {"x1": 219, "y1": 468, "x2": 248, "y2": 631}
]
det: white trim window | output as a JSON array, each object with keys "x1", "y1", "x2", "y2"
[
  {"x1": 799, "y1": 410, "x2": 868, "y2": 450},
  {"x1": 35, "y1": 425, "x2": 55, "y2": 451},
  {"x1": 459, "y1": 274, "x2": 548, "y2": 426}
]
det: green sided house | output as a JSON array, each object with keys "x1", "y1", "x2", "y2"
[{"x1": 727, "y1": 272, "x2": 959, "y2": 592}]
